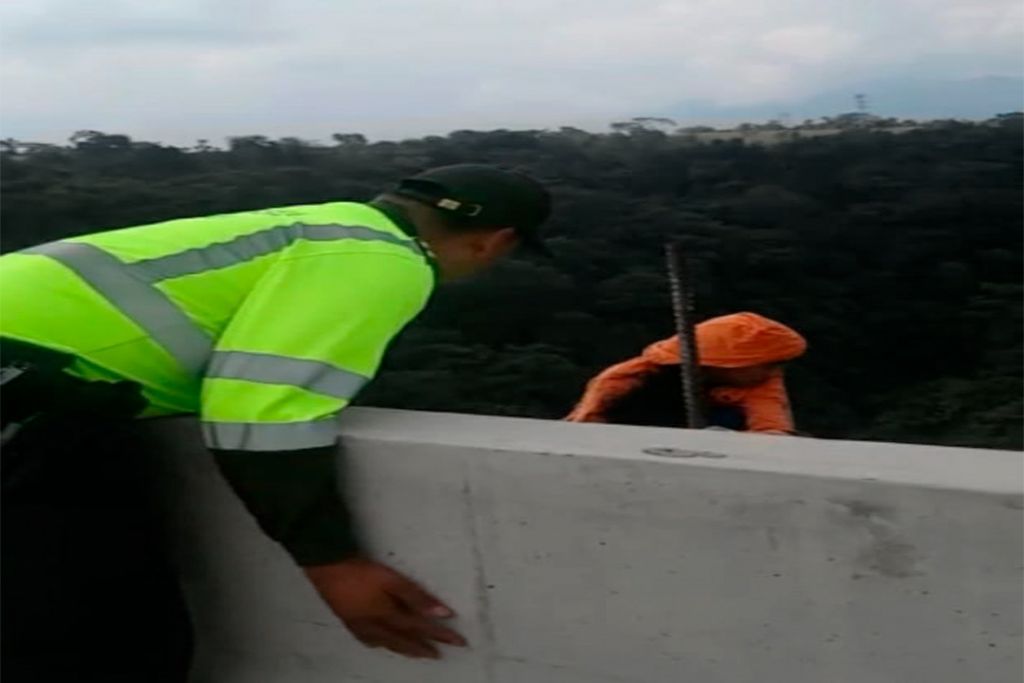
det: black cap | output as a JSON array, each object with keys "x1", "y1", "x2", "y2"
[{"x1": 393, "y1": 164, "x2": 551, "y2": 254}]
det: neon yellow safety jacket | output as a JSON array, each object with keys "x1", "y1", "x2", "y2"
[{"x1": 0, "y1": 201, "x2": 436, "y2": 452}]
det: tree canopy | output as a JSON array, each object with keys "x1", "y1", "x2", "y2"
[{"x1": 2, "y1": 115, "x2": 1021, "y2": 449}]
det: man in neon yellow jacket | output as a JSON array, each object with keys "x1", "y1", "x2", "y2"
[{"x1": 0, "y1": 164, "x2": 550, "y2": 678}]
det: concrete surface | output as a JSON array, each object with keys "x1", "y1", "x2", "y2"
[{"x1": 144, "y1": 408, "x2": 1024, "y2": 683}]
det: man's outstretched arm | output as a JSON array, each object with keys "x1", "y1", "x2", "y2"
[
  {"x1": 202, "y1": 242, "x2": 464, "y2": 658},
  {"x1": 212, "y1": 446, "x2": 466, "y2": 659}
]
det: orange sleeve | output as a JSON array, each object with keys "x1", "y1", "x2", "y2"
[
  {"x1": 566, "y1": 356, "x2": 658, "y2": 422},
  {"x1": 738, "y1": 373, "x2": 796, "y2": 433}
]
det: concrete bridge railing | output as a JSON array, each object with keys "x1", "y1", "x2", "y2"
[{"x1": 142, "y1": 408, "x2": 1023, "y2": 683}]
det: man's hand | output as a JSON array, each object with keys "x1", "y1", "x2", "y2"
[{"x1": 303, "y1": 558, "x2": 467, "y2": 659}]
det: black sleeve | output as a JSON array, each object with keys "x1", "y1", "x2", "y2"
[{"x1": 210, "y1": 445, "x2": 362, "y2": 566}]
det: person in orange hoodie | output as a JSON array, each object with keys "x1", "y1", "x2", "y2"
[{"x1": 566, "y1": 312, "x2": 807, "y2": 433}]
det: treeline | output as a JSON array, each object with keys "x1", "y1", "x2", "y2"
[{"x1": 2, "y1": 114, "x2": 1021, "y2": 449}]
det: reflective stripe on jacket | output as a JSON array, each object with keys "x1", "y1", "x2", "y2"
[{"x1": 0, "y1": 202, "x2": 435, "y2": 451}]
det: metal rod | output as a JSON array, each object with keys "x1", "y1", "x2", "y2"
[{"x1": 665, "y1": 241, "x2": 705, "y2": 429}]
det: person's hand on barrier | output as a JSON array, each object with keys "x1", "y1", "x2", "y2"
[
  {"x1": 564, "y1": 413, "x2": 606, "y2": 423},
  {"x1": 303, "y1": 558, "x2": 467, "y2": 659}
]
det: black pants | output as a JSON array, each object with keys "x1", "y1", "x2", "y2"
[{"x1": 2, "y1": 369, "x2": 193, "y2": 681}]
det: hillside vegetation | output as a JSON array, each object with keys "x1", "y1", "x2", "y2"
[{"x1": 2, "y1": 114, "x2": 1021, "y2": 448}]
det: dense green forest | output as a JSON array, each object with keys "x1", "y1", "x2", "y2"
[{"x1": 1, "y1": 115, "x2": 1021, "y2": 449}]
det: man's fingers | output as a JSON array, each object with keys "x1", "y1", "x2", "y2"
[
  {"x1": 388, "y1": 614, "x2": 468, "y2": 647},
  {"x1": 387, "y1": 576, "x2": 454, "y2": 619},
  {"x1": 385, "y1": 635, "x2": 440, "y2": 660},
  {"x1": 353, "y1": 622, "x2": 441, "y2": 659}
]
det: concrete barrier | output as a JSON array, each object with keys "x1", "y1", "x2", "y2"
[{"x1": 145, "y1": 408, "x2": 1023, "y2": 683}]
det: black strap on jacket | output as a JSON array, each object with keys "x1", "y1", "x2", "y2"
[
  {"x1": 1, "y1": 338, "x2": 147, "y2": 442},
  {"x1": 0, "y1": 337, "x2": 361, "y2": 566}
]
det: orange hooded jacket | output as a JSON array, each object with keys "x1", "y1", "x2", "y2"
[{"x1": 566, "y1": 312, "x2": 807, "y2": 432}]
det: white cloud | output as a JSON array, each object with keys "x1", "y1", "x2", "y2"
[
  {"x1": 0, "y1": 0, "x2": 1019, "y2": 143},
  {"x1": 759, "y1": 25, "x2": 859, "y2": 63}
]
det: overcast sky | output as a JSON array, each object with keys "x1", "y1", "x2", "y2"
[{"x1": 1, "y1": 0, "x2": 1020, "y2": 144}]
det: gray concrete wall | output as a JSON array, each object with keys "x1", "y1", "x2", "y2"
[{"x1": 145, "y1": 409, "x2": 1023, "y2": 683}]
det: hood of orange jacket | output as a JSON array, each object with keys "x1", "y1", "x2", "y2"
[{"x1": 642, "y1": 312, "x2": 806, "y2": 368}]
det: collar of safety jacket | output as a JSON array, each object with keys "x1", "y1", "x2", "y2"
[{"x1": 367, "y1": 199, "x2": 441, "y2": 281}]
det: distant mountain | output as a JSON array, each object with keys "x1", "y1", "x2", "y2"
[{"x1": 666, "y1": 76, "x2": 1023, "y2": 125}]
